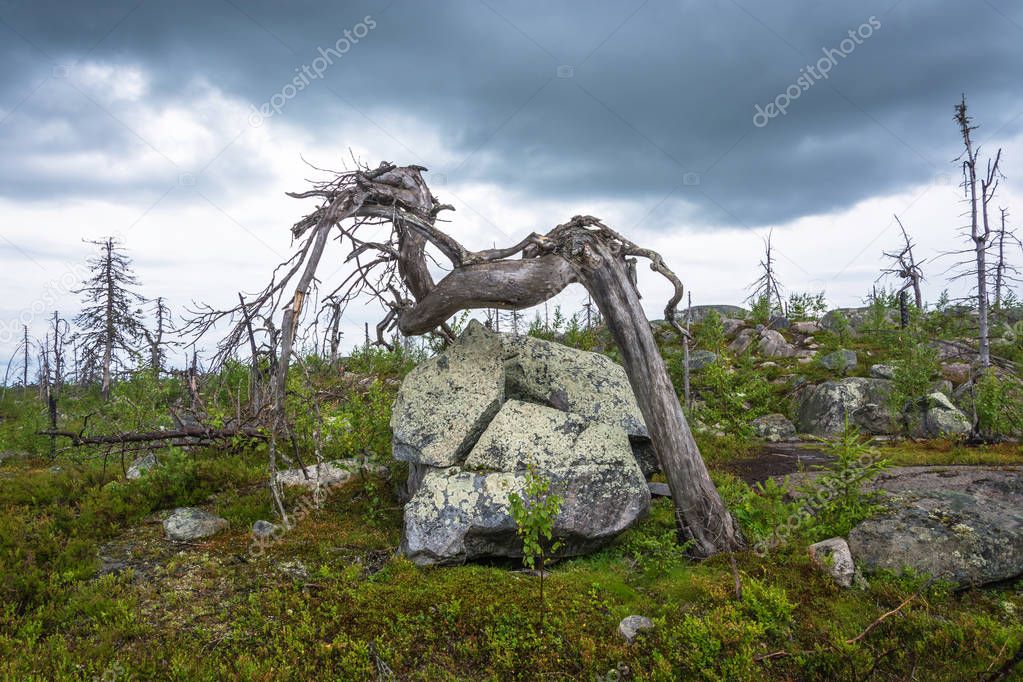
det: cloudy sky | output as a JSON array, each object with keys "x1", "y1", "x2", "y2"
[{"x1": 1, "y1": 0, "x2": 1022, "y2": 370}]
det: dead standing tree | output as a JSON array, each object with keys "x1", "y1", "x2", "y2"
[
  {"x1": 991, "y1": 207, "x2": 1021, "y2": 311},
  {"x1": 880, "y1": 215, "x2": 925, "y2": 325},
  {"x1": 951, "y1": 96, "x2": 1003, "y2": 368},
  {"x1": 186, "y1": 161, "x2": 743, "y2": 557},
  {"x1": 746, "y1": 230, "x2": 784, "y2": 315}
]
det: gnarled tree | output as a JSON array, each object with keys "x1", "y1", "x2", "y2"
[{"x1": 186, "y1": 161, "x2": 743, "y2": 557}]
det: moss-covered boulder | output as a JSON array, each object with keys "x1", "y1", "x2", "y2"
[{"x1": 795, "y1": 377, "x2": 895, "y2": 436}]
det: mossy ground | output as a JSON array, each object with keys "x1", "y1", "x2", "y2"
[{"x1": 1, "y1": 447, "x2": 1020, "y2": 681}]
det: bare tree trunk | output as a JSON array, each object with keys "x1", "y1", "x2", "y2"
[
  {"x1": 976, "y1": 234, "x2": 991, "y2": 368},
  {"x1": 558, "y1": 231, "x2": 743, "y2": 557},
  {"x1": 682, "y1": 291, "x2": 692, "y2": 409}
]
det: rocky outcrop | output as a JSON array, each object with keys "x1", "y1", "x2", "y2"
[
  {"x1": 395, "y1": 322, "x2": 653, "y2": 565},
  {"x1": 848, "y1": 466, "x2": 1023, "y2": 587},
  {"x1": 751, "y1": 413, "x2": 797, "y2": 442},
  {"x1": 795, "y1": 377, "x2": 894, "y2": 436}
]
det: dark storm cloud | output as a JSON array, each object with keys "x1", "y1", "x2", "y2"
[{"x1": 0, "y1": 0, "x2": 1021, "y2": 226}]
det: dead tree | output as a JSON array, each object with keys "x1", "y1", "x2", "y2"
[
  {"x1": 746, "y1": 230, "x2": 784, "y2": 315},
  {"x1": 880, "y1": 215, "x2": 926, "y2": 326},
  {"x1": 185, "y1": 161, "x2": 743, "y2": 557},
  {"x1": 74, "y1": 238, "x2": 146, "y2": 399},
  {"x1": 991, "y1": 207, "x2": 1021, "y2": 311},
  {"x1": 142, "y1": 296, "x2": 176, "y2": 378},
  {"x1": 951, "y1": 96, "x2": 1003, "y2": 368}
]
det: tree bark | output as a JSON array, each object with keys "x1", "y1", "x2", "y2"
[{"x1": 556, "y1": 230, "x2": 744, "y2": 557}]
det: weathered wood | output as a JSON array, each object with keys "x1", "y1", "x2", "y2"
[{"x1": 553, "y1": 226, "x2": 744, "y2": 557}]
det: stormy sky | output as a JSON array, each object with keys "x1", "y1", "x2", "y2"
[{"x1": 1, "y1": 0, "x2": 1022, "y2": 368}]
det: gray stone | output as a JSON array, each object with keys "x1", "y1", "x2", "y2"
[
  {"x1": 504, "y1": 333, "x2": 647, "y2": 440},
  {"x1": 252, "y1": 520, "x2": 276, "y2": 539},
  {"x1": 648, "y1": 482, "x2": 671, "y2": 497},
  {"x1": 870, "y1": 364, "x2": 895, "y2": 380},
  {"x1": 791, "y1": 321, "x2": 822, "y2": 335},
  {"x1": 728, "y1": 330, "x2": 755, "y2": 355},
  {"x1": 721, "y1": 318, "x2": 746, "y2": 339},
  {"x1": 808, "y1": 538, "x2": 856, "y2": 588},
  {"x1": 126, "y1": 453, "x2": 159, "y2": 480},
  {"x1": 848, "y1": 466, "x2": 1023, "y2": 587},
  {"x1": 904, "y1": 392, "x2": 972, "y2": 438},
  {"x1": 821, "y1": 307, "x2": 897, "y2": 334},
  {"x1": 402, "y1": 401, "x2": 649, "y2": 565},
  {"x1": 751, "y1": 413, "x2": 797, "y2": 442},
  {"x1": 767, "y1": 316, "x2": 791, "y2": 331},
  {"x1": 163, "y1": 507, "x2": 228, "y2": 542},
  {"x1": 687, "y1": 350, "x2": 718, "y2": 371},
  {"x1": 618, "y1": 615, "x2": 655, "y2": 643},
  {"x1": 275, "y1": 458, "x2": 388, "y2": 489},
  {"x1": 820, "y1": 349, "x2": 857, "y2": 374},
  {"x1": 757, "y1": 329, "x2": 796, "y2": 358},
  {"x1": 796, "y1": 377, "x2": 894, "y2": 436},
  {"x1": 391, "y1": 321, "x2": 505, "y2": 467}
]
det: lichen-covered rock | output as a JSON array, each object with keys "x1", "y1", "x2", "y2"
[
  {"x1": 687, "y1": 350, "x2": 718, "y2": 371},
  {"x1": 795, "y1": 377, "x2": 894, "y2": 436},
  {"x1": 275, "y1": 458, "x2": 388, "y2": 489},
  {"x1": 402, "y1": 421, "x2": 649, "y2": 566},
  {"x1": 751, "y1": 413, "x2": 797, "y2": 442},
  {"x1": 503, "y1": 333, "x2": 647, "y2": 439},
  {"x1": 728, "y1": 329, "x2": 755, "y2": 355},
  {"x1": 391, "y1": 321, "x2": 504, "y2": 467},
  {"x1": 618, "y1": 615, "x2": 655, "y2": 643},
  {"x1": 790, "y1": 320, "x2": 822, "y2": 335},
  {"x1": 870, "y1": 363, "x2": 895, "y2": 380},
  {"x1": 126, "y1": 453, "x2": 159, "y2": 480},
  {"x1": 848, "y1": 466, "x2": 1023, "y2": 586},
  {"x1": 904, "y1": 392, "x2": 972, "y2": 438},
  {"x1": 757, "y1": 329, "x2": 796, "y2": 358},
  {"x1": 163, "y1": 507, "x2": 228, "y2": 542},
  {"x1": 808, "y1": 537, "x2": 856, "y2": 588},
  {"x1": 819, "y1": 349, "x2": 857, "y2": 374}
]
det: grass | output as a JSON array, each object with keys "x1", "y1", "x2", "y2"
[{"x1": 1, "y1": 449, "x2": 1020, "y2": 680}]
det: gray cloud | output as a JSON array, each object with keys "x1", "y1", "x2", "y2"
[{"x1": 0, "y1": 0, "x2": 1021, "y2": 226}]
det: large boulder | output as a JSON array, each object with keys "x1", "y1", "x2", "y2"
[
  {"x1": 402, "y1": 400, "x2": 649, "y2": 565},
  {"x1": 795, "y1": 377, "x2": 894, "y2": 436},
  {"x1": 848, "y1": 466, "x2": 1023, "y2": 587},
  {"x1": 394, "y1": 323, "x2": 654, "y2": 564},
  {"x1": 391, "y1": 322, "x2": 505, "y2": 467},
  {"x1": 687, "y1": 350, "x2": 718, "y2": 371}
]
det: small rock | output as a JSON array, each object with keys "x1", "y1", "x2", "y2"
[
  {"x1": 126, "y1": 453, "x2": 159, "y2": 480},
  {"x1": 820, "y1": 349, "x2": 857, "y2": 374},
  {"x1": 728, "y1": 330, "x2": 755, "y2": 355},
  {"x1": 252, "y1": 520, "x2": 276, "y2": 539},
  {"x1": 687, "y1": 350, "x2": 718, "y2": 371},
  {"x1": 721, "y1": 318, "x2": 746, "y2": 339},
  {"x1": 278, "y1": 560, "x2": 309, "y2": 580},
  {"x1": 752, "y1": 413, "x2": 797, "y2": 442},
  {"x1": 870, "y1": 364, "x2": 895, "y2": 380},
  {"x1": 275, "y1": 459, "x2": 387, "y2": 489},
  {"x1": 808, "y1": 538, "x2": 856, "y2": 588},
  {"x1": 163, "y1": 507, "x2": 228, "y2": 542},
  {"x1": 648, "y1": 482, "x2": 671, "y2": 498},
  {"x1": 618, "y1": 615, "x2": 654, "y2": 643}
]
